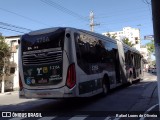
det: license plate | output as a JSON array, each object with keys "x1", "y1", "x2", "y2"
[{"x1": 37, "y1": 78, "x2": 48, "y2": 84}]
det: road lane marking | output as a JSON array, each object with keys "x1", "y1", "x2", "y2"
[
  {"x1": 104, "y1": 116, "x2": 111, "y2": 120},
  {"x1": 145, "y1": 104, "x2": 158, "y2": 113},
  {"x1": 69, "y1": 115, "x2": 88, "y2": 120},
  {"x1": 9, "y1": 118, "x2": 24, "y2": 120},
  {"x1": 139, "y1": 104, "x2": 159, "y2": 120},
  {"x1": 38, "y1": 116, "x2": 56, "y2": 120},
  {"x1": 104, "y1": 116, "x2": 120, "y2": 120}
]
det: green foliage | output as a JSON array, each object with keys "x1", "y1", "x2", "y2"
[
  {"x1": 106, "y1": 32, "x2": 117, "y2": 39},
  {"x1": 146, "y1": 40, "x2": 155, "y2": 54},
  {"x1": 151, "y1": 60, "x2": 156, "y2": 65},
  {"x1": 0, "y1": 36, "x2": 10, "y2": 75},
  {"x1": 122, "y1": 38, "x2": 134, "y2": 47},
  {"x1": 105, "y1": 33, "x2": 134, "y2": 47},
  {"x1": 0, "y1": 36, "x2": 10, "y2": 55}
]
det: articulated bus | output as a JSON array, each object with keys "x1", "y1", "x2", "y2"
[{"x1": 19, "y1": 27, "x2": 143, "y2": 98}]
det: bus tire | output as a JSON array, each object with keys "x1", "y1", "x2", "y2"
[
  {"x1": 128, "y1": 72, "x2": 133, "y2": 85},
  {"x1": 101, "y1": 76, "x2": 110, "y2": 96}
]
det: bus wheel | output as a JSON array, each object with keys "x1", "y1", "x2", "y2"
[
  {"x1": 128, "y1": 73, "x2": 133, "y2": 85},
  {"x1": 101, "y1": 78, "x2": 110, "y2": 96}
]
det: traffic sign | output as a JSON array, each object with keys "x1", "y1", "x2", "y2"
[{"x1": 144, "y1": 35, "x2": 154, "y2": 40}]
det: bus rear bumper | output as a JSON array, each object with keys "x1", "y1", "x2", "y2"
[{"x1": 19, "y1": 86, "x2": 76, "y2": 99}]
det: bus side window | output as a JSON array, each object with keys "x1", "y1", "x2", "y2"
[{"x1": 103, "y1": 41, "x2": 116, "y2": 63}]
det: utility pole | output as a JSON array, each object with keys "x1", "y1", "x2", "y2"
[
  {"x1": 151, "y1": 0, "x2": 160, "y2": 111},
  {"x1": 1, "y1": 58, "x2": 5, "y2": 93},
  {"x1": 0, "y1": 50, "x2": 5, "y2": 93},
  {"x1": 89, "y1": 11, "x2": 100, "y2": 32}
]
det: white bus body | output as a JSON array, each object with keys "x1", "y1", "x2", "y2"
[{"x1": 19, "y1": 27, "x2": 143, "y2": 98}]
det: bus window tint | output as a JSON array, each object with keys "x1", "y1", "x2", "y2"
[
  {"x1": 75, "y1": 32, "x2": 117, "y2": 75},
  {"x1": 75, "y1": 33, "x2": 102, "y2": 74},
  {"x1": 22, "y1": 28, "x2": 65, "y2": 52}
]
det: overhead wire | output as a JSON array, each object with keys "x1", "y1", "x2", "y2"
[
  {"x1": 0, "y1": 0, "x2": 89, "y2": 34},
  {"x1": 141, "y1": 0, "x2": 152, "y2": 12},
  {"x1": 0, "y1": 26, "x2": 25, "y2": 33},
  {"x1": 0, "y1": 22, "x2": 32, "y2": 31},
  {"x1": 40, "y1": 0, "x2": 88, "y2": 22},
  {"x1": 0, "y1": 6, "x2": 50, "y2": 34},
  {"x1": 143, "y1": 0, "x2": 151, "y2": 5},
  {"x1": 89, "y1": 0, "x2": 152, "y2": 33},
  {"x1": 94, "y1": 2, "x2": 152, "y2": 33},
  {"x1": 0, "y1": 7, "x2": 51, "y2": 27},
  {"x1": 95, "y1": 11, "x2": 150, "y2": 20},
  {"x1": 99, "y1": 14, "x2": 151, "y2": 25},
  {"x1": 0, "y1": 0, "x2": 152, "y2": 35},
  {"x1": 96, "y1": 8, "x2": 149, "y2": 19},
  {"x1": 0, "y1": 21, "x2": 32, "y2": 34}
]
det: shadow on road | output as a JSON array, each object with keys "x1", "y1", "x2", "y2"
[{"x1": 0, "y1": 72, "x2": 157, "y2": 117}]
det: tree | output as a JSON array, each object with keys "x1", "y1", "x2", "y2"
[
  {"x1": 122, "y1": 38, "x2": 134, "y2": 47},
  {"x1": 0, "y1": 36, "x2": 10, "y2": 53},
  {"x1": 105, "y1": 33, "x2": 134, "y2": 47},
  {"x1": 0, "y1": 36, "x2": 10, "y2": 71},
  {"x1": 0, "y1": 36, "x2": 11, "y2": 93},
  {"x1": 105, "y1": 32, "x2": 117, "y2": 39},
  {"x1": 146, "y1": 40, "x2": 155, "y2": 54}
]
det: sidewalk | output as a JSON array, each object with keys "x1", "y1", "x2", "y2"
[
  {"x1": 0, "y1": 90, "x2": 18, "y2": 96},
  {"x1": 140, "y1": 72, "x2": 160, "y2": 120}
]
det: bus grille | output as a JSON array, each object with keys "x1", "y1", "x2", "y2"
[{"x1": 22, "y1": 51, "x2": 62, "y2": 65}]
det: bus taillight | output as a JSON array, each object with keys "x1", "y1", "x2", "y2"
[
  {"x1": 19, "y1": 73, "x2": 23, "y2": 91},
  {"x1": 66, "y1": 63, "x2": 76, "y2": 89}
]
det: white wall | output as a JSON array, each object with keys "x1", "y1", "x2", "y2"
[
  {"x1": 4, "y1": 36, "x2": 20, "y2": 91},
  {"x1": 102, "y1": 27, "x2": 141, "y2": 50}
]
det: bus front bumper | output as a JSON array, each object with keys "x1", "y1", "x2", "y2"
[{"x1": 19, "y1": 86, "x2": 76, "y2": 99}]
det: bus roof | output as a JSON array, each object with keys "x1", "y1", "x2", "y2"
[{"x1": 24, "y1": 27, "x2": 141, "y2": 55}]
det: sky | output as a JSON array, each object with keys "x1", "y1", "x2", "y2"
[{"x1": 0, "y1": 0, "x2": 153, "y2": 45}]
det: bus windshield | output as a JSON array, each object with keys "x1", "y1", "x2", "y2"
[{"x1": 21, "y1": 28, "x2": 65, "y2": 52}]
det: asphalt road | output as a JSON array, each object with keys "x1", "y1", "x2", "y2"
[{"x1": 0, "y1": 72, "x2": 158, "y2": 120}]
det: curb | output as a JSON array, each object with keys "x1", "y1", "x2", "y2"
[
  {"x1": 0, "y1": 92, "x2": 11, "y2": 96},
  {"x1": 0, "y1": 91, "x2": 18, "y2": 96},
  {"x1": 129, "y1": 81, "x2": 158, "y2": 112},
  {"x1": 139, "y1": 104, "x2": 159, "y2": 120},
  {"x1": 141, "y1": 82, "x2": 157, "y2": 98}
]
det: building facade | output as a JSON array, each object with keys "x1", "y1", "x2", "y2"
[
  {"x1": 0, "y1": 35, "x2": 20, "y2": 91},
  {"x1": 140, "y1": 46, "x2": 150, "y2": 71},
  {"x1": 102, "y1": 27, "x2": 141, "y2": 50}
]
